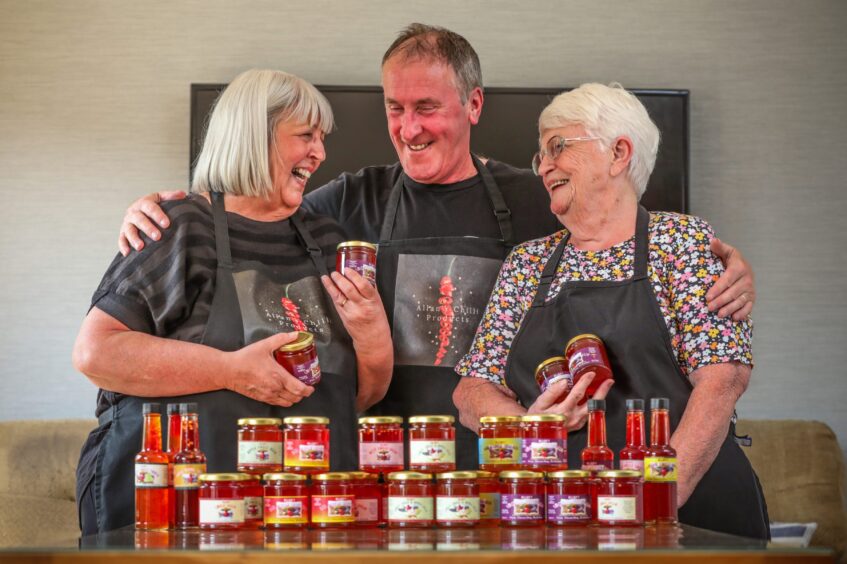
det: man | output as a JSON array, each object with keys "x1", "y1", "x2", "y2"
[{"x1": 117, "y1": 24, "x2": 755, "y2": 470}]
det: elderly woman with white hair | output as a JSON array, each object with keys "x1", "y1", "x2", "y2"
[
  {"x1": 72, "y1": 69, "x2": 392, "y2": 533},
  {"x1": 454, "y1": 83, "x2": 768, "y2": 538}
]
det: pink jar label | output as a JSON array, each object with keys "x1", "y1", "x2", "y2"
[
  {"x1": 620, "y1": 459, "x2": 645, "y2": 473},
  {"x1": 359, "y1": 441, "x2": 404, "y2": 467},
  {"x1": 582, "y1": 461, "x2": 613, "y2": 472},
  {"x1": 500, "y1": 494, "x2": 544, "y2": 521},
  {"x1": 568, "y1": 345, "x2": 603, "y2": 373},
  {"x1": 354, "y1": 498, "x2": 379, "y2": 522},
  {"x1": 521, "y1": 438, "x2": 566, "y2": 465},
  {"x1": 548, "y1": 494, "x2": 590, "y2": 521}
]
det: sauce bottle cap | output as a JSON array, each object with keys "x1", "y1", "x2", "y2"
[
  {"x1": 180, "y1": 403, "x2": 199, "y2": 414},
  {"x1": 626, "y1": 399, "x2": 644, "y2": 411},
  {"x1": 650, "y1": 398, "x2": 670, "y2": 410},
  {"x1": 142, "y1": 403, "x2": 160, "y2": 414},
  {"x1": 587, "y1": 399, "x2": 606, "y2": 411}
]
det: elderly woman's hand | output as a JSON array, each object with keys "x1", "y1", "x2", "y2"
[
  {"x1": 118, "y1": 191, "x2": 187, "y2": 256},
  {"x1": 526, "y1": 372, "x2": 614, "y2": 432},
  {"x1": 224, "y1": 331, "x2": 315, "y2": 407},
  {"x1": 706, "y1": 237, "x2": 755, "y2": 320},
  {"x1": 321, "y1": 270, "x2": 390, "y2": 347}
]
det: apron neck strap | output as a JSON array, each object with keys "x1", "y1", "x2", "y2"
[
  {"x1": 290, "y1": 210, "x2": 329, "y2": 277},
  {"x1": 210, "y1": 192, "x2": 233, "y2": 268},
  {"x1": 531, "y1": 230, "x2": 570, "y2": 307}
]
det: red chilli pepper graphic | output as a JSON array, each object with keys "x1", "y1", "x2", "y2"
[
  {"x1": 433, "y1": 274, "x2": 455, "y2": 366},
  {"x1": 280, "y1": 297, "x2": 307, "y2": 331}
]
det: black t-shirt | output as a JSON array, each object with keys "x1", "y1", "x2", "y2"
[{"x1": 303, "y1": 159, "x2": 561, "y2": 243}]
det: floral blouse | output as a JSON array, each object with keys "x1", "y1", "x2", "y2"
[{"x1": 454, "y1": 212, "x2": 753, "y2": 387}]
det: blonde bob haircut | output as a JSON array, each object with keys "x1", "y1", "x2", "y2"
[
  {"x1": 538, "y1": 83, "x2": 659, "y2": 200},
  {"x1": 191, "y1": 69, "x2": 334, "y2": 198}
]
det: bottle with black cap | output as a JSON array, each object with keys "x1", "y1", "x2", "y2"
[
  {"x1": 174, "y1": 403, "x2": 206, "y2": 528},
  {"x1": 165, "y1": 403, "x2": 180, "y2": 527},
  {"x1": 644, "y1": 398, "x2": 678, "y2": 524},
  {"x1": 135, "y1": 403, "x2": 169, "y2": 529},
  {"x1": 619, "y1": 399, "x2": 647, "y2": 474},
  {"x1": 580, "y1": 399, "x2": 614, "y2": 472}
]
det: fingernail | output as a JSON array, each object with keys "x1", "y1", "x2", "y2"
[
  {"x1": 152, "y1": 232, "x2": 160, "y2": 241},
  {"x1": 160, "y1": 220, "x2": 168, "y2": 227}
]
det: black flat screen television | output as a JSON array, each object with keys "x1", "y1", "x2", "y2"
[{"x1": 190, "y1": 85, "x2": 689, "y2": 213}]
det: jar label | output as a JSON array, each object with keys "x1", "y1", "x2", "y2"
[
  {"x1": 436, "y1": 496, "x2": 480, "y2": 522},
  {"x1": 265, "y1": 496, "x2": 308, "y2": 524},
  {"x1": 238, "y1": 440, "x2": 283, "y2": 466},
  {"x1": 501, "y1": 494, "x2": 544, "y2": 521},
  {"x1": 521, "y1": 438, "x2": 566, "y2": 464},
  {"x1": 568, "y1": 345, "x2": 603, "y2": 373},
  {"x1": 597, "y1": 495, "x2": 637, "y2": 522},
  {"x1": 548, "y1": 494, "x2": 590, "y2": 521},
  {"x1": 388, "y1": 496, "x2": 434, "y2": 521},
  {"x1": 343, "y1": 259, "x2": 376, "y2": 284},
  {"x1": 479, "y1": 492, "x2": 501, "y2": 520},
  {"x1": 285, "y1": 440, "x2": 328, "y2": 467},
  {"x1": 359, "y1": 441, "x2": 404, "y2": 467},
  {"x1": 199, "y1": 499, "x2": 245, "y2": 524},
  {"x1": 173, "y1": 463, "x2": 205, "y2": 489},
  {"x1": 312, "y1": 495, "x2": 355, "y2": 523},
  {"x1": 620, "y1": 459, "x2": 645, "y2": 474},
  {"x1": 290, "y1": 358, "x2": 322, "y2": 386},
  {"x1": 245, "y1": 496, "x2": 263, "y2": 520},
  {"x1": 134, "y1": 463, "x2": 168, "y2": 488},
  {"x1": 354, "y1": 498, "x2": 379, "y2": 522},
  {"x1": 644, "y1": 456, "x2": 678, "y2": 482},
  {"x1": 539, "y1": 372, "x2": 572, "y2": 393},
  {"x1": 582, "y1": 461, "x2": 613, "y2": 472},
  {"x1": 478, "y1": 438, "x2": 521, "y2": 465},
  {"x1": 409, "y1": 440, "x2": 455, "y2": 465}
]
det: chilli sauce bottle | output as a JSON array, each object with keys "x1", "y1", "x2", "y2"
[
  {"x1": 165, "y1": 403, "x2": 181, "y2": 528},
  {"x1": 644, "y1": 398, "x2": 679, "y2": 524},
  {"x1": 135, "y1": 403, "x2": 169, "y2": 529},
  {"x1": 581, "y1": 399, "x2": 614, "y2": 472},
  {"x1": 173, "y1": 403, "x2": 206, "y2": 528},
  {"x1": 619, "y1": 399, "x2": 647, "y2": 474}
]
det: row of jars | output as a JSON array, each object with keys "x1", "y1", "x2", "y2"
[{"x1": 197, "y1": 469, "x2": 645, "y2": 530}]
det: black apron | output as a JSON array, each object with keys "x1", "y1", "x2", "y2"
[
  {"x1": 368, "y1": 156, "x2": 515, "y2": 470},
  {"x1": 77, "y1": 193, "x2": 357, "y2": 533},
  {"x1": 504, "y1": 206, "x2": 769, "y2": 539}
]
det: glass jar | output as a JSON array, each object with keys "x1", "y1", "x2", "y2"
[
  {"x1": 243, "y1": 477, "x2": 264, "y2": 529},
  {"x1": 237, "y1": 418, "x2": 283, "y2": 475},
  {"x1": 547, "y1": 470, "x2": 592, "y2": 526},
  {"x1": 408, "y1": 416, "x2": 456, "y2": 472},
  {"x1": 534, "y1": 356, "x2": 572, "y2": 395},
  {"x1": 499, "y1": 471, "x2": 545, "y2": 527},
  {"x1": 198, "y1": 473, "x2": 251, "y2": 530},
  {"x1": 358, "y1": 416, "x2": 404, "y2": 473},
  {"x1": 274, "y1": 331, "x2": 321, "y2": 386},
  {"x1": 283, "y1": 416, "x2": 330, "y2": 475},
  {"x1": 477, "y1": 471, "x2": 501, "y2": 527},
  {"x1": 263, "y1": 473, "x2": 309, "y2": 529},
  {"x1": 435, "y1": 471, "x2": 480, "y2": 528},
  {"x1": 478, "y1": 416, "x2": 522, "y2": 472},
  {"x1": 311, "y1": 472, "x2": 355, "y2": 528},
  {"x1": 595, "y1": 470, "x2": 643, "y2": 526},
  {"x1": 564, "y1": 334, "x2": 613, "y2": 402},
  {"x1": 349, "y1": 471, "x2": 382, "y2": 528},
  {"x1": 336, "y1": 241, "x2": 378, "y2": 285},
  {"x1": 387, "y1": 472, "x2": 434, "y2": 528},
  {"x1": 520, "y1": 414, "x2": 568, "y2": 472}
]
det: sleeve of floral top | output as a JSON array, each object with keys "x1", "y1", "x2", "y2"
[{"x1": 655, "y1": 213, "x2": 753, "y2": 374}]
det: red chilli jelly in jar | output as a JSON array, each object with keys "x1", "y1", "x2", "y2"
[
  {"x1": 358, "y1": 416, "x2": 404, "y2": 473},
  {"x1": 274, "y1": 331, "x2": 321, "y2": 386},
  {"x1": 477, "y1": 471, "x2": 501, "y2": 527},
  {"x1": 436, "y1": 471, "x2": 480, "y2": 528},
  {"x1": 237, "y1": 418, "x2": 283, "y2": 475},
  {"x1": 350, "y1": 472, "x2": 382, "y2": 528},
  {"x1": 596, "y1": 470, "x2": 643, "y2": 526},
  {"x1": 311, "y1": 472, "x2": 355, "y2": 528},
  {"x1": 547, "y1": 470, "x2": 592, "y2": 526},
  {"x1": 478, "y1": 416, "x2": 522, "y2": 472},
  {"x1": 263, "y1": 473, "x2": 309, "y2": 529},
  {"x1": 408, "y1": 416, "x2": 456, "y2": 473},
  {"x1": 283, "y1": 416, "x2": 330, "y2": 475},
  {"x1": 564, "y1": 334, "x2": 613, "y2": 402},
  {"x1": 243, "y1": 477, "x2": 264, "y2": 529},
  {"x1": 336, "y1": 241, "x2": 378, "y2": 285},
  {"x1": 198, "y1": 473, "x2": 250, "y2": 530},
  {"x1": 534, "y1": 356, "x2": 572, "y2": 398},
  {"x1": 387, "y1": 472, "x2": 435, "y2": 528},
  {"x1": 520, "y1": 414, "x2": 568, "y2": 472},
  {"x1": 499, "y1": 471, "x2": 545, "y2": 527}
]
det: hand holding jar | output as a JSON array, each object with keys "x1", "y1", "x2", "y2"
[{"x1": 526, "y1": 371, "x2": 614, "y2": 433}]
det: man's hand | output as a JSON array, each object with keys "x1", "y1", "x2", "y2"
[
  {"x1": 707, "y1": 237, "x2": 755, "y2": 321},
  {"x1": 119, "y1": 191, "x2": 187, "y2": 256},
  {"x1": 527, "y1": 372, "x2": 614, "y2": 432}
]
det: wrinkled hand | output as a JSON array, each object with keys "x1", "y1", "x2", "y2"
[
  {"x1": 321, "y1": 270, "x2": 391, "y2": 348},
  {"x1": 223, "y1": 332, "x2": 314, "y2": 407},
  {"x1": 707, "y1": 237, "x2": 755, "y2": 320},
  {"x1": 526, "y1": 372, "x2": 614, "y2": 432},
  {"x1": 119, "y1": 190, "x2": 186, "y2": 256}
]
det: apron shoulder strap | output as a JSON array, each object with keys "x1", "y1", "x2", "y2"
[
  {"x1": 210, "y1": 192, "x2": 233, "y2": 268},
  {"x1": 531, "y1": 231, "x2": 570, "y2": 308},
  {"x1": 378, "y1": 170, "x2": 405, "y2": 243},
  {"x1": 633, "y1": 205, "x2": 651, "y2": 279},
  {"x1": 472, "y1": 155, "x2": 515, "y2": 247},
  {"x1": 290, "y1": 210, "x2": 329, "y2": 277}
]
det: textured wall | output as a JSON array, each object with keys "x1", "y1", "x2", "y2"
[{"x1": 1, "y1": 1, "x2": 845, "y2": 458}]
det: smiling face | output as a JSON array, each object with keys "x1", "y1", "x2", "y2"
[
  {"x1": 381, "y1": 56, "x2": 482, "y2": 184},
  {"x1": 269, "y1": 119, "x2": 326, "y2": 209}
]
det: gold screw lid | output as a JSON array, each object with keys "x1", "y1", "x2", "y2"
[
  {"x1": 565, "y1": 333, "x2": 601, "y2": 352},
  {"x1": 436, "y1": 471, "x2": 479, "y2": 480},
  {"x1": 358, "y1": 416, "x2": 403, "y2": 424},
  {"x1": 277, "y1": 331, "x2": 315, "y2": 353},
  {"x1": 479, "y1": 415, "x2": 521, "y2": 424},
  {"x1": 475, "y1": 471, "x2": 498, "y2": 479},
  {"x1": 498, "y1": 471, "x2": 544, "y2": 480},
  {"x1": 348, "y1": 471, "x2": 379, "y2": 481},
  {"x1": 337, "y1": 241, "x2": 378, "y2": 251},
  {"x1": 520, "y1": 414, "x2": 566, "y2": 423},
  {"x1": 283, "y1": 416, "x2": 330, "y2": 425},
  {"x1": 387, "y1": 472, "x2": 433, "y2": 481},
  {"x1": 596, "y1": 470, "x2": 642, "y2": 479},
  {"x1": 548, "y1": 470, "x2": 591, "y2": 479},
  {"x1": 263, "y1": 473, "x2": 307, "y2": 482},
  {"x1": 313, "y1": 472, "x2": 353, "y2": 481},
  {"x1": 408, "y1": 415, "x2": 454, "y2": 424},
  {"x1": 237, "y1": 417, "x2": 282, "y2": 426},
  {"x1": 534, "y1": 356, "x2": 568, "y2": 376},
  {"x1": 199, "y1": 473, "x2": 252, "y2": 482}
]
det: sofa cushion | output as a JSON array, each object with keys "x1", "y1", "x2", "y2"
[{"x1": 0, "y1": 493, "x2": 79, "y2": 548}]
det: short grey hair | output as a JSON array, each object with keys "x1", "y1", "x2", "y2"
[
  {"x1": 191, "y1": 69, "x2": 334, "y2": 198},
  {"x1": 382, "y1": 23, "x2": 483, "y2": 103},
  {"x1": 538, "y1": 83, "x2": 660, "y2": 199}
]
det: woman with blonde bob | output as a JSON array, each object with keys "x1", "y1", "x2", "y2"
[
  {"x1": 73, "y1": 69, "x2": 392, "y2": 533},
  {"x1": 454, "y1": 83, "x2": 768, "y2": 538}
]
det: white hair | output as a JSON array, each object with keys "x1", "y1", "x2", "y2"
[
  {"x1": 191, "y1": 69, "x2": 334, "y2": 198},
  {"x1": 538, "y1": 82, "x2": 659, "y2": 199}
]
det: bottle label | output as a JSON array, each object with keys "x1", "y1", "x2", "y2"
[
  {"x1": 521, "y1": 438, "x2": 566, "y2": 464},
  {"x1": 388, "y1": 496, "x2": 434, "y2": 521},
  {"x1": 582, "y1": 461, "x2": 613, "y2": 472},
  {"x1": 479, "y1": 492, "x2": 501, "y2": 520},
  {"x1": 620, "y1": 459, "x2": 645, "y2": 474},
  {"x1": 478, "y1": 438, "x2": 521, "y2": 465},
  {"x1": 354, "y1": 498, "x2": 379, "y2": 522},
  {"x1": 501, "y1": 494, "x2": 543, "y2": 521},
  {"x1": 238, "y1": 440, "x2": 282, "y2": 466},
  {"x1": 311, "y1": 495, "x2": 355, "y2": 523},
  {"x1": 568, "y1": 345, "x2": 603, "y2": 373},
  {"x1": 245, "y1": 496, "x2": 263, "y2": 520},
  {"x1": 343, "y1": 259, "x2": 376, "y2": 284},
  {"x1": 290, "y1": 358, "x2": 321, "y2": 386},
  {"x1": 597, "y1": 495, "x2": 637, "y2": 522},
  {"x1": 548, "y1": 494, "x2": 590, "y2": 521},
  {"x1": 134, "y1": 463, "x2": 168, "y2": 488},
  {"x1": 409, "y1": 440, "x2": 455, "y2": 465},
  {"x1": 644, "y1": 456, "x2": 678, "y2": 482},
  {"x1": 173, "y1": 463, "x2": 205, "y2": 489},
  {"x1": 359, "y1": 441, "x2": 404, "y2": 467},
  {"x1": 199, "y1": 499, "x2": 245, "y2": 524},
  {"x1": 265, "y1": 496, "x2": 308, "y2": 525},
  {"x1": 284, "y1": 440, "x2": 328, "y2": 467},
  {"x1": 436, "y1": 496, "x2": 480, "y2": 522}
]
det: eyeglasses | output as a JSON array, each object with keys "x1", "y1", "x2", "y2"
[{"x1": 531, "y1": 136, "x2": 600, "y2": 175}]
